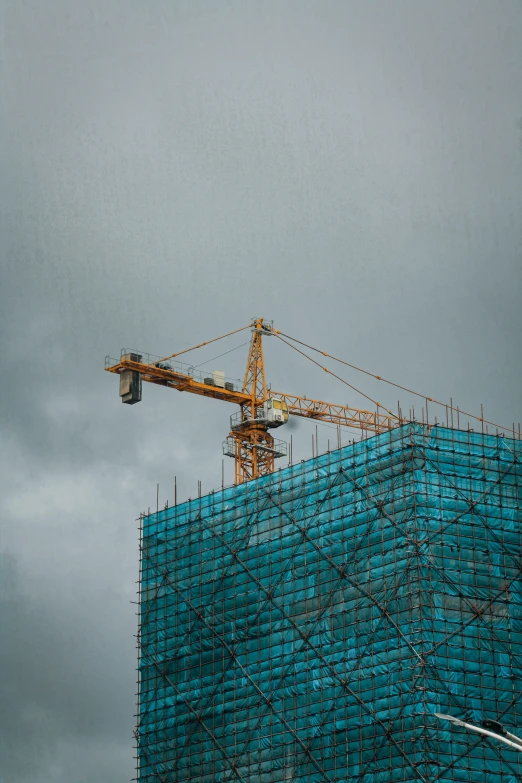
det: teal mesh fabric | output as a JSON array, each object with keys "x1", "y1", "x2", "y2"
[{"x1": 138, "y1": 424, "x2": 522, "y2": 782}]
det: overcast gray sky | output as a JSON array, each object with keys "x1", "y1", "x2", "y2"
[{"x1": 1, "y1": 1, "x2": 522, "y2": 781}]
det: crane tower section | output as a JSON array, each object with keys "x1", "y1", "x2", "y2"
[{"x1": 225, "y1": 318, "x2": 289, "y2": 484}]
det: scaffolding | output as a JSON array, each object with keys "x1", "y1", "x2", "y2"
[{"x1": 137, "y1": 423, "x2": 522, "y2": 782}]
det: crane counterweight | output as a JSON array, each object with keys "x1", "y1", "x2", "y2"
[{"x1": 119, "y1": 352, "x2": 142, "y2": 405}]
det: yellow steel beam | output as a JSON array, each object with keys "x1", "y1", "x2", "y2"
[
  {"x1": 106, "y1": 357, "x2": 398, "y2": 433},
  {"x1": 273, "y1": 392, "x2": 397, "y2": 433}
]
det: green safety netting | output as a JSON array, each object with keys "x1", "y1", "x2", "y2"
[{"x1": 138, "y1": 423, "x2": 522, "y2": 782}]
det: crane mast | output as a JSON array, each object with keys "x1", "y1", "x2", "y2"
[
  {"x1": 105, "y1": 318, "x2": 399, "y2": 484},
  {"x1": 225, "y1": 318, "x2": 280, "y2": 483}
]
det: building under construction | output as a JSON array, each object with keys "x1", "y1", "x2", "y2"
[{"x1": 136, "y1": 422, "x2": 522, "y2": 782}]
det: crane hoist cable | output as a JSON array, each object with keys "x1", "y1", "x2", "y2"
[
  {"x1": 276, "y1": 330, "x2": 514, "y2": 435},
  {"x1": 194, "y1": 341, "x2": 251, "y2": 369},
  {"x1": 157, "y1": 324, "x2": 251, "y2": 364},
  {"x1": 273, "y1": 332, "x2": 400, "y2": 421}
]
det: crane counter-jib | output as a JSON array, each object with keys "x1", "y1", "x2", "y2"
[{"x1": 105, "y1": 356, "x2": 251, "y2": 404}]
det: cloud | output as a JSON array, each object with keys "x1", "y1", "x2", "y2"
[
  {"x1": 2, "y1": 1, "x2": 522, "y2": 780},
  {"x1": 0, "y1": 443, "x2": 138, "y2": 781}
]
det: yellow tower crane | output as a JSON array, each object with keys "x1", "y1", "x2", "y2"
[
  {"x1": 107, "y1": 317, "x2": 513, "y2": 484},
  {"x1": 105, "y1": 318, "x2": 405, "y2": 484}
]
